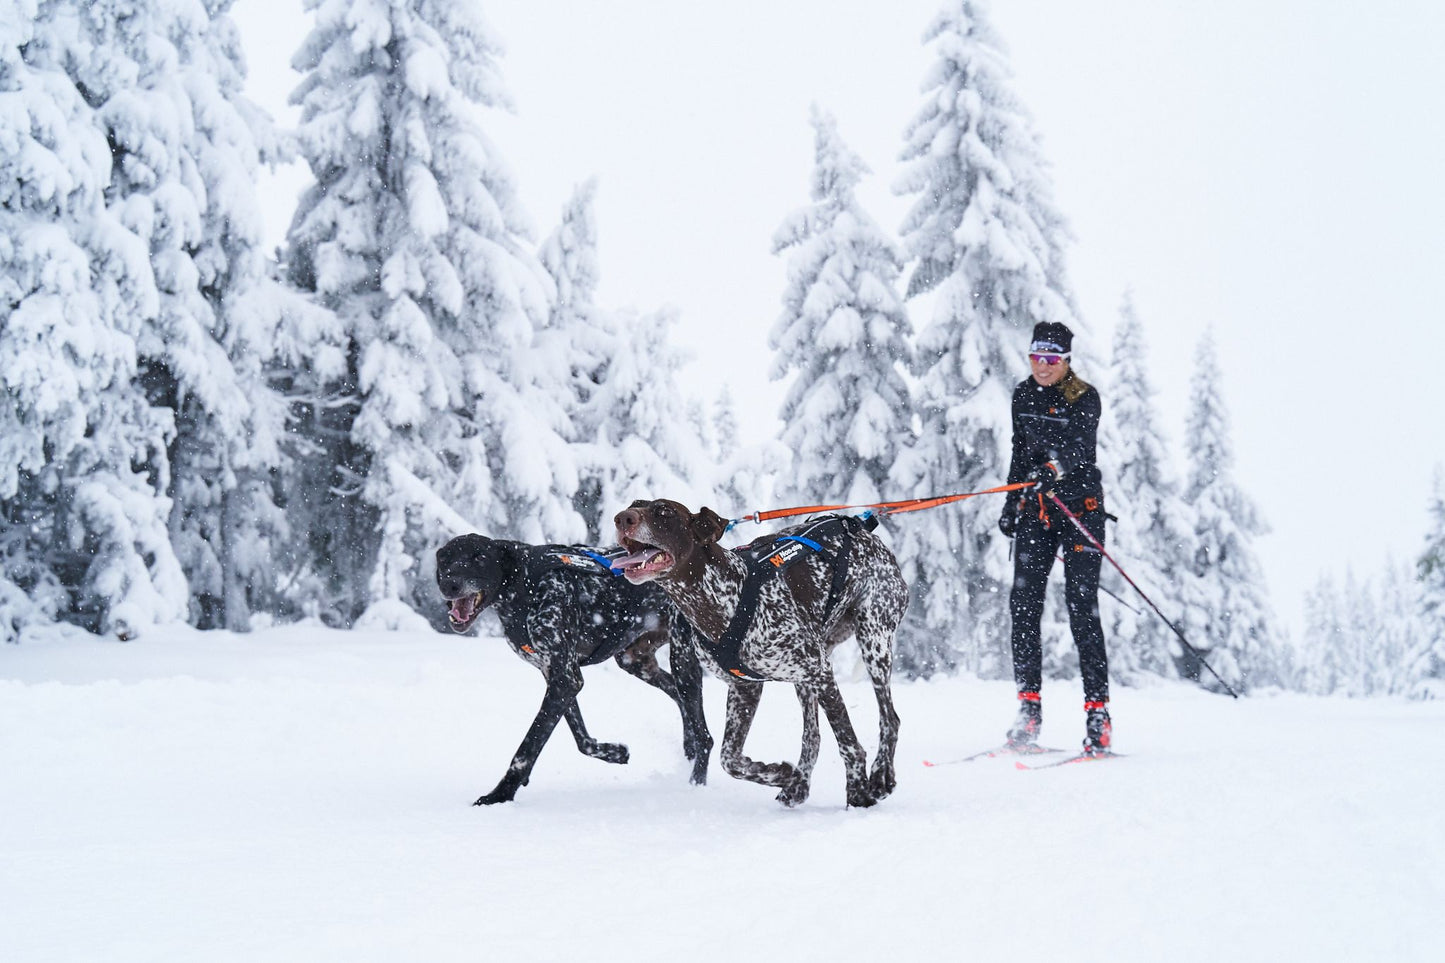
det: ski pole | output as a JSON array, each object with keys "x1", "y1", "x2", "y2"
[{"x1": 1045, "y1": 490, "x2": 1240, "y2": 699}]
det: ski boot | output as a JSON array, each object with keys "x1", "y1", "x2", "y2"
[
  {"x1": 1006, "y1": 692, "x2": 1042, "y2": 748},
  {"x1": 1083, "y1": 701, "x2": 1112, "y2": 756}
]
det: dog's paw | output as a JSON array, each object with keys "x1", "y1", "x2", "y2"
[
  {"x1": 473, "y1": 788, "x2": 516, "y2": 806},
  {"x1": 845, "y1": 783, "x2": 879, "y2": 809},
  {"x1": 868, "y1": 768, "x2": 896, "y2": 802},
  {"x1": 592, "y1": 741, "x2": 629, "y2": 765},
  {"x1": 688, "y1": 758, "x2": 709, "y2": 787},
  {"x1": 775, "y1": 774, "x2": 811, "y2": 808}
]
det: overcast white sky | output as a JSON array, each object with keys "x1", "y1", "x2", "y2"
[{"x1": 237, "y1": 0, "x2": 1445, "y2": 642}]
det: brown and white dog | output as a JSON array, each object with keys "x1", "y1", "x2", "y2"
[{"x1": 613, "y1": 499, "x2": 908, "y2": 808}]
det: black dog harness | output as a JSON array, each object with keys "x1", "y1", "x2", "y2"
[
  {"x1": 528, "y1": 545, "x2": 628, "y2": 577},
  {"x1": 705, "y1": 513, "x2": 878, "y2": 682},
  {"x1": 509, "y1": 544, "x2": 631, "y2": 663}
]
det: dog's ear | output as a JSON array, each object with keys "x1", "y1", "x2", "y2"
[{"x1": 690, "y1": 506, "x2": 729, "y2": 546}]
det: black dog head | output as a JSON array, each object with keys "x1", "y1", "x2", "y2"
[{"x1": 435, "y1": 533, "x2": 516, "y2": 632}]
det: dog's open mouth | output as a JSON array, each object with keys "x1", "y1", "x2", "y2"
[
  {"x1": 447, "y1": 592, "x2": 485, "y2": 631},
  {"x1": 613, "y1": 540, "x2": 675, "y2": 581}
]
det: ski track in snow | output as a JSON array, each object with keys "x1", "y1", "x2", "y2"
[{"x1": 2, "y1": 624, "x2": 1441, "y2": 962}]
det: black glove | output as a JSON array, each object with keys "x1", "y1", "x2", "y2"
[
  {"x1": 998, "y1": 506, "x2": 1018, "y2": 538},
  {"x1": 1026, "y1": 462, "x2": 1061, "y2": 492}
]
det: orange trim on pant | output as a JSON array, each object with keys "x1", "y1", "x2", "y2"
[
  {"x1": 1018, "y1": 691, "x2": 1041, "y2": 702},
  {"x1": 1084, "y1": 700, "x2": 1108, "y2": 711}
]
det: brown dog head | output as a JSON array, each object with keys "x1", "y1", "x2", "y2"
[{"x1": 613, "y1": 499, "x2": 729, "y2": 584}]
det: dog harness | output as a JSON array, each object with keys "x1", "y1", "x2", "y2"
[
  {"x1": 510, "y1": 544, "x2": 635, "y2": 664},
  {"x1": 704, "y1": 513, "x2": 878, "y2": 682},
  {"x1": 528, "y1": 545, "x2": 628, "y2": 577}
]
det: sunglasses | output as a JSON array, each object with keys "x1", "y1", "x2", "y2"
[{"x1": 1028, "y1": 353, "x2": 1070, "y2": 366}]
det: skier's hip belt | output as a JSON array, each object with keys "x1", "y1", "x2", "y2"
[{"x1": 1024, "y1": 493, "x2": 1104, "y2": 528}]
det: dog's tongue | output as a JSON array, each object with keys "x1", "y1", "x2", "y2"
[
  {"x1": 449, "y1": 593, "x2": 481, "y2": 624},
  {"x1": 612, "y1": 548, "x2": 664, "y2": 572}
]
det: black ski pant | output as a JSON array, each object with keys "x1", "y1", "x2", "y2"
[{"x1": 1008, "y1": 499, "x2": 1109, "y2": 705}]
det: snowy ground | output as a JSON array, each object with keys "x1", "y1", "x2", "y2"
[{"x1": 3, "y1": 623, "x2": 1441, "y2": 962}]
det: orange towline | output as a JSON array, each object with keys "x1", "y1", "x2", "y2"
[{"x1": 734, "y1": 482, "x2": 1036, "y2": 526}]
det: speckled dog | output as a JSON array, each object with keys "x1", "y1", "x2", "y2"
[
  {"x1": 613, "y1": 500, "x2": 908, "y2": 808},
  {"x1": 436, "y1": 533, "x2": 712, "y2": 805}
]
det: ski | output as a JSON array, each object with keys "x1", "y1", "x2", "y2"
[
  {"x1": 1015, "y1": 750, "x2": 1125, "y2": 770},
  {"x1": 923, "y1": 744, "x2": 1066, "y2": 767}
]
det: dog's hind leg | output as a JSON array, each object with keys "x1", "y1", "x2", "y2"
[
  {"x1": 775, "y1": 685, "x2": 820, "y2": 808},
  {"x1": 720, "y1": 681, "x2": 797, "y2": 790},
  {"x1": 613, "y1": 625, "x2": 712, "y2": 785},
  {"x1": 562, "y1": 699, "x2": 629, "y2": 765},
  {"x1": 855, "y1": 602, "x2": 903, "y2": 801},
  {"x1": 816, "y1": 676, "x2": 876, "y2": 808},
  {"x1": 863, "y1": 669, "x2": 899, "y2": 801},
  {"x1": 615, "y1": 631, "x2": 683, "y2": 703}
]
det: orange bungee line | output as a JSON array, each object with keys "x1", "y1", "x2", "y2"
[{"x1": 729, "y1": 482, "x2": 1037, "y2": 528}]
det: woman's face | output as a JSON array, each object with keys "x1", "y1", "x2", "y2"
[{"x1": 1029, "y1": 352, "x2": 1070, "y2": 386}]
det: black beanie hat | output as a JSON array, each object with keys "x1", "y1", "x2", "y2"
[{"x1": 1029, "y1": 321, "x2": 1073, "y2": 354}]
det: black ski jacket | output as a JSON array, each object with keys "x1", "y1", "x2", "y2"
[{"x1": 1005, "y1": 369, "x2": 1104, "y2": 509}]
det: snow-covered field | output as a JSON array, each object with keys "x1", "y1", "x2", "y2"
[{"x1": 3, "y1": 623, "x2": 1440, "y2": 962}]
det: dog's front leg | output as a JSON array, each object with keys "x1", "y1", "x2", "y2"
[
  {"x1": 474, "y1": 660, "x2": 584, "y2": 805},
  {"x1": 562, "y1": 699, "x2": 629, "y2": 764},
  {"x1": 719, "y1": 681, "x2": 796, "y2": 789},
  {"x1": 670, "y1": 622, "x2": 712, "y2": 785}
]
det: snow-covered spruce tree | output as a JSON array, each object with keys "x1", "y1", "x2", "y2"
[
  {"x1": 537, "y1": 179, "x2": 614, "y2": 544},
  {"x1": 889, "y1": 0, "x2": 1081, "y2": 677},
  {"x1": 1299, "y1": 573, "x2": 1345, "y2": 694},
  {"x1": 285, "y1": 0, "x2": 562, "y2": 624},
  {"x1": 1178, "y1": 331, "x2": 1282, "y2": 691},
  {"x1": 72, "y1": 0, "x2": 338, "y2": 632},
  {"x1": 1336, "y1": 573, "x2": 1379, "y2": 696},
  {"x1": 576, "y1": 307, "x2": 714, "y2": 527},
  {"x1": 1414, "y1": 469, "x2": 1445, "y2": 694},
  {"x1": 769, "y1": 105, "x2": 912, "y2": 513},
  {"x1": 537, "y1": 182, "x2": 728, "y2": 543},
  {"x1": 179, "y1": 3, "x2": 343, "y2": 631},
  {"x1": 96, "y1": 0, "x2": 338, "y2": 630},
  {"x1": 1377, "y1": 557, "x2": 1429, "y2": 697},
  {"x1": 708, "y1": 385, "x2": 780, "y2": 525},
  {"x1": 2, "y1": 0, "x2": 319, "y2": 636},
  {"x1": 713, "y1": 387, "x2": 741, "y2": 465},
  {"x1": 1300, "y1": 564, "x2": 1423, "y2": 697},
  {"x1": 1095, "y1": 293, "x2": 1194, "y2": 681},
  {"x1": 1, "y1": 1, "x2": 180, "y2": 640}
]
